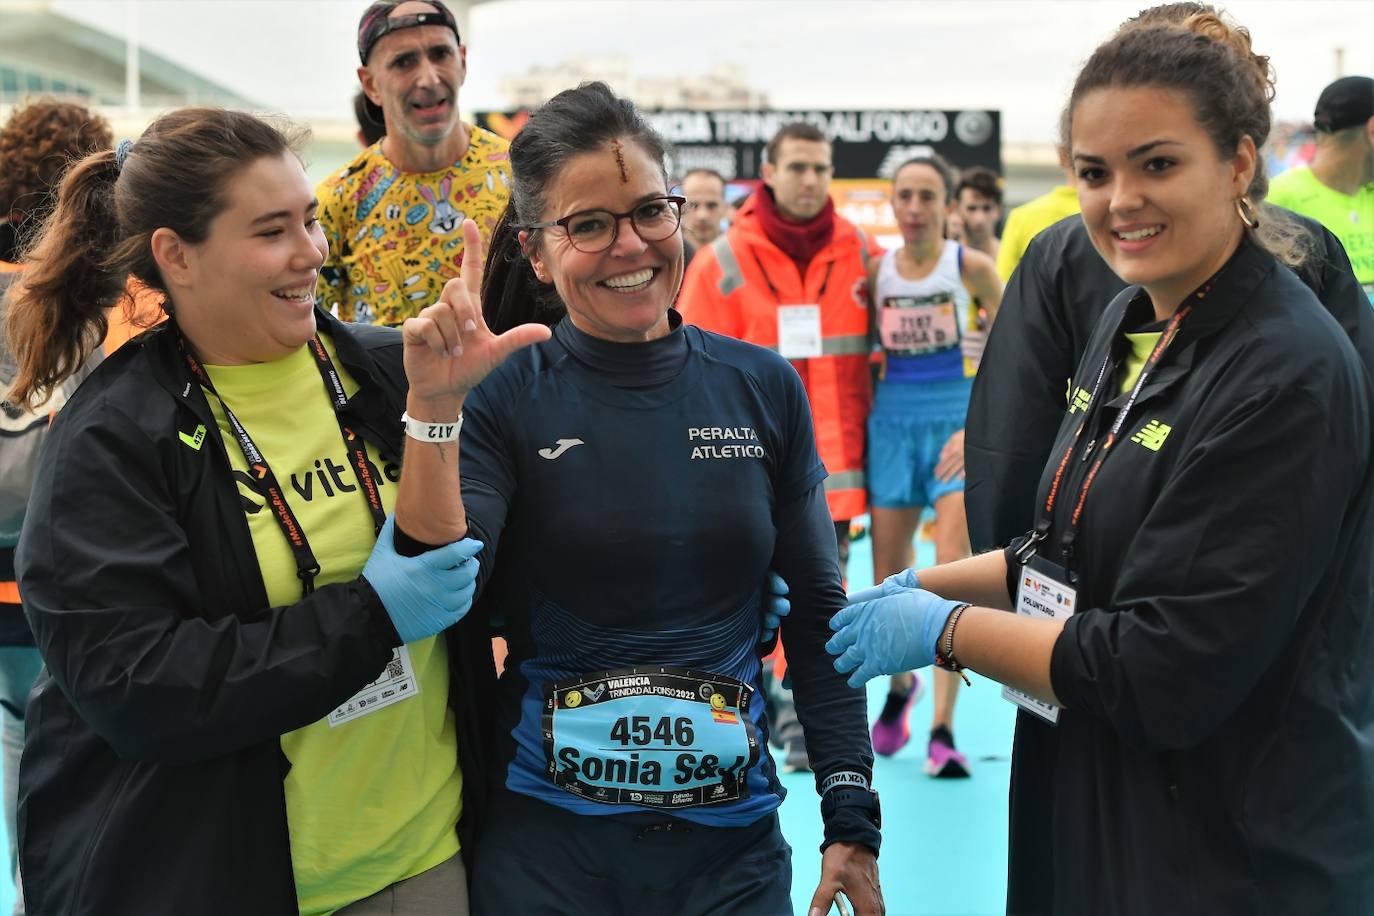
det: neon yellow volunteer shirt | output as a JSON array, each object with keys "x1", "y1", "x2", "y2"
[
  {"x1": 1267, "y1": 167, "x2": 1374, "y2": 295},
  {"x1": 997, "y1": 185, "x2": 1081, "y2": 282},
  {"x1": 204, "y1": 339, "x2": 462, "y2": 915},
  {"x1": 1121, "y1": 330, "x2": 1163, "y2": 393}
]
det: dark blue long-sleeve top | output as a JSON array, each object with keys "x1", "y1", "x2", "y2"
[{"x1": 459, "y1": 310, "x2": 876, "y2": 849}]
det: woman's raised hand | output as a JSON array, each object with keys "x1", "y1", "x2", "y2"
[{"x1": 402, "y1": 219, "x2": 552, "y2": 401}]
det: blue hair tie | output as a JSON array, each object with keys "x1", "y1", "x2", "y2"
[{"x1": 115, "y1": 139, "x2": 134, "y2": 172}]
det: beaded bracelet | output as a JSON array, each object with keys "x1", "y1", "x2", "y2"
[{"x1": 934, "y1": 603, "x2": 973, "y2": 686}]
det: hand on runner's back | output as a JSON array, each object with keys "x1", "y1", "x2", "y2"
[
  {"x1": 362, "y1": 515, "x2": 483, "y2": 644},
  {"x1": 402, "y1": 219, "x2": 551, "y2": 402}
]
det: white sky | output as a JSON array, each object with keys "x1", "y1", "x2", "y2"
[{"x1": 47, "y1": 0, "x2": 1374, "y2": 143}]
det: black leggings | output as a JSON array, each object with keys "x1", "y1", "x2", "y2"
[{"x1": 469, "y1": 790, "x2": 792, "y2": 916}]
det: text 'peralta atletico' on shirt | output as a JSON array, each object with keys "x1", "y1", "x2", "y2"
[
  {"x1": 459, "y1": 312, "x2": 872, "y2": 830},
  {"x1": 677, "y1": 194, "x2": 877, "y2": 522},
  {"x1": 315, "y1": 127, "x2": 511, "y2": 326}
]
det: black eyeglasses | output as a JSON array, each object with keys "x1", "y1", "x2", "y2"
[{"x1": 527, "y1": 195, "x2": 686, "y2": 253}]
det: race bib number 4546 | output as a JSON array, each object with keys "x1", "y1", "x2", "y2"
[{"x1": 542, "y1": 666, "x2": 760, "y2": 809}]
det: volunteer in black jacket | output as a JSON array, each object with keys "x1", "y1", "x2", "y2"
[
  {"x1": 964, "y1": 0, "x2": 1374, "y2": 555},
  {"x1": 965, "y1": 203, "x2": 1374, "y2": 554},
  {"x1": 4, "y1": 109, "x2": 547, "y2": 915},
  {"x1": 828, "y1": 15, "x2": 1374, "y2": 915}
]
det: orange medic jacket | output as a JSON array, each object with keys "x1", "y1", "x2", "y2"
[{"x1": 678, "y1": 198, "x2": 877, "y2": 521}]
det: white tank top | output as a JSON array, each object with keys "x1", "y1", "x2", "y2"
[{"x1": 874, "y1": 240, "x2": 975, "y2": 383}]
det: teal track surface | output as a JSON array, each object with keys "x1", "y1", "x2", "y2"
[
  {"x1": 779, "y1": 524, "x2": 1014, "y2": 916},
  {"x1": 0, "y1": 521, "x2": 1013, "y2": 916}
]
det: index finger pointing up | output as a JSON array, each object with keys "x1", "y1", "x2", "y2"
[{"x1": 462, "y1": 217, "x2": 485, "y2": 304}]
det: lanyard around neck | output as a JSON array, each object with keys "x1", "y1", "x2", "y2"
[
  {"x1": 179, "y1": 333, "x2": 387, "y2": 597},
  {"x1": 1026, "y1": 302, "x2": 1192, "y2": 570}
]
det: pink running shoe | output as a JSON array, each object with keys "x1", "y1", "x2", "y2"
[
  {"x1": 870, "y1": 672, "x2": 925, "y2": 756},
  {"x1": 925, "y1": 728, "x2": 971, "y2": 778}
]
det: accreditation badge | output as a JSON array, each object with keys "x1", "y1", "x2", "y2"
[
  {"x1": 327, "y1": 646, "x2": 419, "y2": 727},
  {"x1": 877, "y1": 292, "x2": 960, "y2": 356},
  {"x1": 777, "y1": 305, "x2": 824, "y2": 359},
  {"x1": 543, "y1": 666, "x2": 760, "y2": 809},
  {"x1": 1003, "y1": 556, "x2": 1077, "y2": 725}
]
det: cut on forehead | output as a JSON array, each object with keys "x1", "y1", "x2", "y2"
[{"x1": 545, "y1": 138, "x2": 667, "y2": 211}]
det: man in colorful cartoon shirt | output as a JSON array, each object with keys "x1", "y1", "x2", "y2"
[{"x1": 316, "y1": 0, "x2": 512, "y2": 325}]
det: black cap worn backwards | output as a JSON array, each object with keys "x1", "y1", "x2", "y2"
[
  {"x1": 1313, "y1": 76, "x2": 1374, "y2": 133},
  {"x1": 357, "y1": 0, "x2": 460, "y2": 65}
]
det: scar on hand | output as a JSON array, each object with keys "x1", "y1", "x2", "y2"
[{"x1": 612, "y1": 139, "x2": 628, "y2": 183}]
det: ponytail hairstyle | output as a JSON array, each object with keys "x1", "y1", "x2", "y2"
[
  {"x1": 1063, "y1": 12, "x2": 1310, "y2": 268},
  {"x1": 5, "y1": 108, "x2": 304, "y2": 407},
  {"x1": 482, "y1": 81, "x2": 671, "y2": 334}
]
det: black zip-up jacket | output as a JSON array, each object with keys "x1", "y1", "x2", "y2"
[
  {"x1": 966, "y1": 210, "x2": 1374, "y2": 551},
  {"x1": 15, "y1": 311, "x2": 495, "y2": 915},
  {"x1": 1002, "y1": 239, "x2": 1374, "y2": 914}
]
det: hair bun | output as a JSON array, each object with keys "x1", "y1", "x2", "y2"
[{"x1": 1183, "y1": 12, "x2": 1276, "y2": 102}]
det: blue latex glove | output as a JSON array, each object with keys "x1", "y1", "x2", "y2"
[
  {"x1": 362, "y1": 516, "x2": 483, "y2": 644},
  {"x1": 825, "y1": 587, "x2": 962, "y2": 688},
  {"x1": 761, "y1": 571, "x2": 790, "y2": 643},
  {"x1": 845, "y1": 567, "x2": 922, "y2": 606}
]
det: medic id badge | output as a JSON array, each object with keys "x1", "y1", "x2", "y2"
[
  {"x1": 543, "y1": 666, "x2": 760, "y2": 809},
  {"x1": 1003, "y1": 556, "x2": 1077, "y2": 725},
  {"x1": 777, "y1": 304, "x2": 824, "y2": 359}
]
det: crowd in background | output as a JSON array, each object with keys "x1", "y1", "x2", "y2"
[{"x1": 0, "y1": 0, "x2": 1373, "y2": 914}]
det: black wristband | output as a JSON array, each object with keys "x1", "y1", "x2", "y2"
[
  {"x1": 392, "y1": 522, "x2": 443, "y2": 558},
  {"x1": 819, "y1": 786, "x2": 882, "y2": 855}
]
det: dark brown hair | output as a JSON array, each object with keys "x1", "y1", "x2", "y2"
[
  {"x1": 765, "y1": 121, "x2": 828, "y2": 166},
  {"x1": 5, "y1": 108, "x2": 304, "y2": 407},
  {"x1": 482, "y1": 82, "x2": 670, "y2": 334},
  {"x1": 892, "y1": 152, "x2": 957, "y2": 204},
  {"x1": 1065, "y1": 14, "x2": 1308, "y2": 267},
  {"x1": 0, "y1": 100, "x2": 113, "y2": 249},
  {"x1": 954, "y1": 166, "x2": 1003, "y2": 207}
]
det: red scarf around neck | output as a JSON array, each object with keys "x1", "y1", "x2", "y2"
[{"x1": 753, "y1": 187, "x2": 836, "y2": 281}]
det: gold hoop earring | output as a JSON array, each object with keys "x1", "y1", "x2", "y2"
[{"x1": 1235, "y1": 196, "x2": 1260, "y2": 230}]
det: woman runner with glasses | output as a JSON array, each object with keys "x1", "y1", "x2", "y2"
[{"x1": 452, "y1": 81, "x2": 883, "y2": 915}]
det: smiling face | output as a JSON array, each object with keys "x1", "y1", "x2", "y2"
[
  {"x1": 891, "y1": 161, "x2": 950, "y2": 247},
  {"x1": 166, "y1": 152, "x2": 327, "y2": 365},
  {"x1": 359, "y1": 2, "x2": 465, "y2": 150},
  {"x1": 1071, "y1": 85, "x2": 1256, "y2": 316},
  {"x1": 525, "y1": 139, "x2": 684, "y2": 343}
]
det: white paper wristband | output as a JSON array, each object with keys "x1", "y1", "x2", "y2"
[{"x1": 401, "y1": 411, "x2": 463, "y2": 443}]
